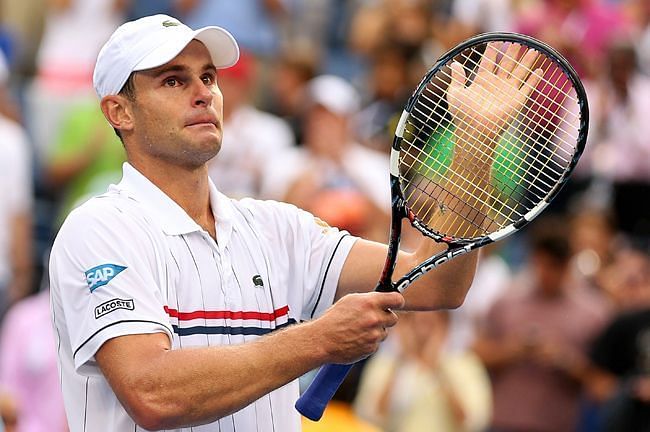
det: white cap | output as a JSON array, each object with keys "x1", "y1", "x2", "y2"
[
  {"x1": 0, "y1": 50, "x2": 8, "y2": 85},
  {"x1": 93, "y1": 14, "x2": 239, "y2": 98},
  {"x1": 307, "y1": 75, "x2": 360, "y2": 116}
]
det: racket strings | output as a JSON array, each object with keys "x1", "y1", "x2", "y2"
[
  {"x1": 399, "y1": 41, "x2": 582, "y2": 239},
  {"x1": 409, "y1": 69, "x2": 572, "y2": 192},
  {"x1": 410, "y1": 43, "x2": 578, "y2": 183},
  {"x1": 417, "y1": 52, "x2": 577, "y2": 170},
  {"x1": 436, "y1": 47, "x2": 579, "y2": 160},
  {"x1": 408, "y1": 103, "x2": 553, "y2": 197}
]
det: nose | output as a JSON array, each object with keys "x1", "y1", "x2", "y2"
[{"x1": 192, "y1": 78, "x2": 215, "y2": 107}]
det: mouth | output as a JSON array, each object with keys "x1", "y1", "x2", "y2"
[{"x1": 186, "y1": 116, "x2": 219, "y2": 129}]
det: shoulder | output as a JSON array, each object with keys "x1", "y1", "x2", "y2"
[
  {"x1": 231, "y1": 197, "x2": 309, "y2": 227},
  {"x1": 230, "y1": 197, "x2": 343, "y2": 240},
  {"x1": 54, "y1": 191, "x2": 156, "y2": 251}
]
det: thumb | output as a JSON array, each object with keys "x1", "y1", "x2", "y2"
[{"x1": 374, "y1": 291, "x2": 406, "y2": 310}]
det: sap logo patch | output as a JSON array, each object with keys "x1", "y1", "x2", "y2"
[
  {"x1": 85, "y1": 264, "x2": 127, "y2": 293},
  {"x1": 94, "y1": 298, "x2": 135, "y2": 319}
]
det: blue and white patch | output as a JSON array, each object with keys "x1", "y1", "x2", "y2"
[{"x1": 85, "y1": 264, "x2": 127, "y2": 293}]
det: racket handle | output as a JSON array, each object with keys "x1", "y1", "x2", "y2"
[{"x1": 295, "y1": 363, "x2": 353, "y2": 421}]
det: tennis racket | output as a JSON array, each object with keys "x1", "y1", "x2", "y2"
[{"x1": 296, "y1": 32, "x2": 588, "y2": 421}]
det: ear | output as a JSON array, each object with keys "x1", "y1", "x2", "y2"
[{"x1": 100, "y1": 95, "x2": 134, "y2": 135}]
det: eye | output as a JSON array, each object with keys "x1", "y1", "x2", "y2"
[
  {"x1": 202, "y1": 73, "x2": 216, "y2": 86},
  {"x1": 164, "y1": 77, "x2": 179, "y2": 87}
]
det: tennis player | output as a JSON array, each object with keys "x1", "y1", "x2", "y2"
[{"x1": 50, "y1": 14, "x2": 485, "y2": 432}]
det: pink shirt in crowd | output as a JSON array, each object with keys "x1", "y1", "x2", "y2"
[{"x1": 0, "y1": 291, "x2": 68, "y2": 432}]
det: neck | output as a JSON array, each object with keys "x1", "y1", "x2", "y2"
[{"x1": 129, "y1": 157, "x2": 216, "y2": 238}]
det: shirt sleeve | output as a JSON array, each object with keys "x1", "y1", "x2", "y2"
[
  {"x1": 296, "y1": 208, "x2": 357, "y2": 320},
  {"x1": 49, "y1": 199, "x2": 173, "y2": 375}
]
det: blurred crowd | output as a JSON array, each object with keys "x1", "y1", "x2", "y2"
[{"x1": 0, "y1": 0, "x2": 649, "y2": 431}]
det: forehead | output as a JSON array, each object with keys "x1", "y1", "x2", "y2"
[{"x1": 144, "y1": 40, "x2": 215, "y2": 76}]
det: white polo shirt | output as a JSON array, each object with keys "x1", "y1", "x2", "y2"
[{"x1": 50, "y1": 163, "x2": 357, "y2": 432}]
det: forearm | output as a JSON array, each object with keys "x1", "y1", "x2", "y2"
[
  {"x1": 337, "y1": 239, "x2": 477, "y2": 310},
  {"x1": 100, "y1": 322, "x2": 326, "y2": 430},
  {"x1": 395, "y1": 241, "x2": 478, "y2": 310},
  {"x1": 98, "y1": 287, "x2": 402, "y2": 430}
]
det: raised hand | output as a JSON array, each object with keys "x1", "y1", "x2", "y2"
[{"x1": 447, "y1": 42, "x2": 543, "y2": 144}]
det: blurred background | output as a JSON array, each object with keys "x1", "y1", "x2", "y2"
[{"x1": 0, "y1": 0, "x2": 649, "y2": 431}]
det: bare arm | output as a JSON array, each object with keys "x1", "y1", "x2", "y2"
[
  {"x1": 95, "y1": 291, "x2": 404, "y2": 430},
  {"x1": 8, "y1": 212, "x2": 31, "y2": 303},
  {"x1": 472, "y1": 333, "x2": 526, "y2": 371}
]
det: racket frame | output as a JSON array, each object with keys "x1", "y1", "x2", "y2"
[{"x1": 380, "y1": 31, "x2": 589, "y2": 293}]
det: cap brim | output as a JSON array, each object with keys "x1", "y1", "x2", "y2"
[{"x1": 133, "y1": 26, "x2": 239, "y2": 72}]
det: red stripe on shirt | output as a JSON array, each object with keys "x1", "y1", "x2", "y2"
[{"x1": 164, "y1": 305, "x2": 290, "y2": 322}]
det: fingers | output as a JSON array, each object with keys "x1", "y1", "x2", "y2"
[
  {"x1": 496, "y1": 42, "x2": 522, "y2": 79},
  {"x1": 478, "y1": 42, "x2": 498, "y2": 75},
  {"x1": 512, "y1": 48, "x2": 541, "y2": 87},
  {"x1": 448, "y1": 61, "x2": 466, "y2": 95},
  {"x1": 520, "y1": 68, "x2": 543, "y2": 101}
]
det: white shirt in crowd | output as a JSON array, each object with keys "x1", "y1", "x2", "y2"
[
  {"x1": 208, "y1": 105, "x2": 294, "y2": 199},
  {"x1": 0, "y1": 115, "x2": 32, "y2": 289},
  {"x1": 261, "y1": 142, "x2": 391, "y2": 211},
  {"x1": 50, "y1": 163, "x2": 357, "y2": 432}
]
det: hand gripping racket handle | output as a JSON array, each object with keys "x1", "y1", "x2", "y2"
[{"x1": 295, "y1": 363, "x2": 353, "y2": 421}]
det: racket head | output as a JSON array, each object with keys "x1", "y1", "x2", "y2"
[{"x1": 393, "y1": 32, "x2": 589, "y2": 245}]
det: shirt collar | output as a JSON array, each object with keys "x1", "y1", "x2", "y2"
[{"x1": 113, "y1": 163, "x2": 234, "y2": 242}]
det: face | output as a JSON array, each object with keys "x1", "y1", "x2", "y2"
[
  {"x1": 126, "y1": 40, "x2": 224, "y2": 168},
  {"x1": 531, "y1": 250, "x2": 569, "y2": 296},
  {"x1": 303, "y1": 105, "x2": 348, "y2": 159}
]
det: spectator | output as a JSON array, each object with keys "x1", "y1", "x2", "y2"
[
  {"x1": 0, "y1": 289, "x2": 68, "y2": 432},
  {"x1": 473, "y1": 218, "x2": 610, "y2": 432},
  {"x1": 515, "y1": 0, "x2": 630, "y2": 78},
  {"x1": 447, "y1": 245, "x2": 512, "y2": 353},
  {"x1": 587, "y1": 249, "x2": 650, "y2": 431},
  {"x1": 24, "y1": 0, "x2": 125, "y2": 162},
  {"x1": 0, "y1": 49, "x2": 32, "y2": 318},
  {"x1": 207, "y1": 51, "x2": 294, "y2": 199},
  {"x1": 0, "y1": 0, "x2": 46, "y2": 80},
  {"x1": 355, "y1": 310, "x2": 492, "y2": 432},
  {"x1": 354, "y1": 41, "x2": 413, "y2": 153},
  {"x1": 181, "y1": 0, "x2": 288, "y2": 57},
  {"x1": 261, "y1": 74, "x2": 390, "y2": 240},
  {"x1": 585, "y1": 40, "x2": 650, "y2": 242},
  {"x1": 43, "y1": 101, "x2": 125, "y2": 223},
  {"x1": 267, "y1": 47, "x2": 318, "y2": 146},
  {"x1": 568, "y1": 206, "x2": 622, "y2": 301}
]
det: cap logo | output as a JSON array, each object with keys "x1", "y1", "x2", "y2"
[{"x1": 162, "y1": 20, "x2": 180, "y2": 27}]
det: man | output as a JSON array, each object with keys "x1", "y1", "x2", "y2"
[
  {"x1": 0, "y1": 49, "x2": 32, "y2": 319},
  {"x1": 473, "y1": 219, "x2": 609, "y2": 432},
  {"x1": 207, "y1": 50, "x2": 294, "y2": 199},
  {"x1": 587, "y1": 249, "x2": 650, "y2": 432},
  {"x1": 262, "y1": 74, "x2": 390, "y2": 241},
  {"x1": 49, "y1": 14, "x2": 532, "y2": 432}
]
